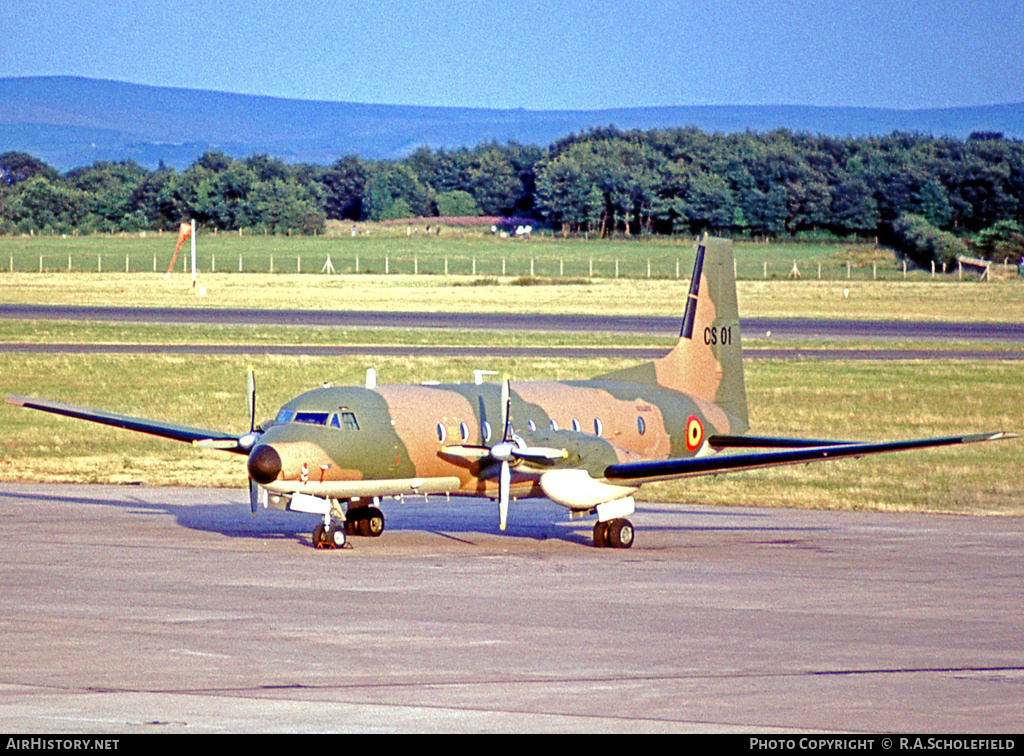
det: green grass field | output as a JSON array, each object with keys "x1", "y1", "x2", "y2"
[
  {"x1": 3, "y1": 228, "x2": 1012, "y2": 281},
  {"x1": 1, "y1": 233, "x2": 1020, "y2": 516}
]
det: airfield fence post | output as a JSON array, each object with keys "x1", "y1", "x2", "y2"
[
  {"x1": 98, "y1": 255, "x2": 101, "y2": 273},
  {"x1": 270, "y1": 255, "x2": 273, "y2": 274},
  {"x1": 69, "y1": 254, "x2": 72, "y2": 273},
  {"x1": 473, "y1": 257, "x2": 476, "y2": 276},
  {"x1": 212, "y1": 254, "x2": 215, "y2": 273},
  {"x1": 560, "y1": 258, "x2": 563, "y2": 277},
  {"x1": 154, "y1": 254, "x2": 157, "y2": 272},
  {"x1": 125, "y1": 254, "x2": 129, "y2": 273},
  {"x1": 763, "y1": 261, "x2": 767, "y2": 279},
  {"x1": 385, "y1": 255, "x2": 389, "y2": 274},
  {"x1": 415, "y1": 256, "x2": 418, "y2": 275},
  {"x1": 647, "y1": 259, "x2": 651, "y2": 278},
  {"x1": 847, "y1": 262, "x2": 851, "y2": 279},
  {"x1": 530, "y1": 257, "x2": 534, "y2": 276},
  {"x1": 589, "y1": 258, "x2": 593, "y2": 278},
  {"x1": 239, "y1": 254, "x2": 243, "y2": 272}
]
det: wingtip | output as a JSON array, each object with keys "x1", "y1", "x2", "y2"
[{"x1": 965, "y1": 431, "x2": 1020, "y2": 443}]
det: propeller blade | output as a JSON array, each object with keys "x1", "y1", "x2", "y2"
[
  {"x1": 246, "y1": 368, "x2": 256, "y2": 433},
  {"x1": 193, "y1": 438, "x2": 242, "y2": 450},
  {"x1": 249, "y1": 478, "x2": 259, "y2": 515},
  {"x1": 513, "y1": 445, "x2": 569, "y2": 462},
  {"x1": 441, "y1": 444, "x2": 492, "y2": 460},
  {"x1": 499, "y1": 460, "x2": 510, "y2": 531},
  {"x1": 501, "y1": 377, "x2": 512, "y2": 443}
]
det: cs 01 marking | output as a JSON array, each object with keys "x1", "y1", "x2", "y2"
[{"x1": 704, "y1": 326, "x2": 733, "y2": 346}]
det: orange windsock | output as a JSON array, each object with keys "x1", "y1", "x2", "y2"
[{"x1": 167, "y1": 222, "x2": 193, "y2": 275}]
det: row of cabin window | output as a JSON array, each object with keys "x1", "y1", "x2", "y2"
[
  {"x1": 436, "y1": 416, "x2": 648, "y2": 443},
  {"x1": 278, "y1": 408, "x2": 648, "y2": 440}
]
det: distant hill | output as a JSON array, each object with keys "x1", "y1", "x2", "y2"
[{"x1": 2, "y1": 76, "x2": 1022, "y2": 172}]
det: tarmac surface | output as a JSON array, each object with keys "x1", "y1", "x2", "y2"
[
  {"x1": 4, "y1": 303, "x2": 1024, "y2": 342},
  {"x1": 1, "y1": 483, "x2": 1022, "y2": 733}
]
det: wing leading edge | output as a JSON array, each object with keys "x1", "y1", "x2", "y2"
[
  {"x1": 4, "y1": 395, "x2": 249, "y2": 454},
  {"x1": 604, "y1": 432, "x2": 1017, "y2": 485}
]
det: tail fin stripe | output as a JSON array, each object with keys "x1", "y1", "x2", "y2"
[{"x1": 679, "y1": 243, "x2": 706, "y2": 340}]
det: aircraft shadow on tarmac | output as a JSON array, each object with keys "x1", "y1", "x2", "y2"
[{"x1": 0, "y1": 487, "x2": 829, "y2": 550}]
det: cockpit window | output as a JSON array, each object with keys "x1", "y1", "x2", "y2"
[
  {"x1": 334, "y1": 411, "x2": 360, "y2": 431},
  {"x1": 293, "y1": 411, "x2": 330, "y2": 425},
  {"x1": 274, "y1": 409, "x2": 294, "y2": 425}
]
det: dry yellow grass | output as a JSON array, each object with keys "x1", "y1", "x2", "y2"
[{"x1": 2, "y1": 351, "x2": 1020, "y2": 515}]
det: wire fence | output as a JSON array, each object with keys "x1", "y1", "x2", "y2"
[{"x1": 2, "y1": 234, "x2": 1019, "y2": 281}]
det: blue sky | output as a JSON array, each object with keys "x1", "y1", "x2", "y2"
[{"x1": 3, "y1": 0, "x2": 1022, "y2": 110}]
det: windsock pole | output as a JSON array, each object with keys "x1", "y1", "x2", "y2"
[
  {"x1": 166, "y1": 221, "x2": 193, "y2": 278},
  {"x1": 191, "y1": 219, "x2": 197, "y2": 289}
]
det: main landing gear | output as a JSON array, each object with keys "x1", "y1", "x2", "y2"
[
  {"x1": 311, "y1": 503, "x2": 385, "y2": 549},
  {"x1": 593, "y1": 518, "x2": 634, "y2": 549}
]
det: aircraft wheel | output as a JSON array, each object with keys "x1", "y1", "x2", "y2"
[
  {"x1": 363, "y1": 507, "x2": 385, "y2": 537},
  {"x1": 593, "y1": 520, "x2": 609, "y2": 548},
  {"x1": 312, "y1": 523, "x2": 329, "y2": 548},
  {"x1": 331, "y1": 527, "x2": 347, "y2": 548},
  {"x1": 606, "y1": 518, "x2": 634, "y2": 549}
]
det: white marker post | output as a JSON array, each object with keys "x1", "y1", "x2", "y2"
[{"x1": 191, "y1": 219, "x2": 197, "y2": 290}]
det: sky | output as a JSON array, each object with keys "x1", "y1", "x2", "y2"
[{"x1": 2, "y1": 0, "x2": 1022, "y2": 111}]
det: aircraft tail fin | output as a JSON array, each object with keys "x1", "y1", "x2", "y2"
[{"x1": 599, "y1": 235, "x2": 748, "y2": 430}]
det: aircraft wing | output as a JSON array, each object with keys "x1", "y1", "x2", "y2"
[
  {"x1": 4, "y1": 395, "x2": 250, "y2": 454},
  {"x1": 604, "y1": 432, "x2": 1016, "y2": 485}
]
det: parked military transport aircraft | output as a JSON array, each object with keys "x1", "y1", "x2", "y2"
[{"x1": 6, "y1": 236, "x2": 1015, "y2": 549}]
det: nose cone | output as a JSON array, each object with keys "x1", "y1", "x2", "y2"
[{"x1": 248, "y1": 445, "x2": 282, "y2": 484}]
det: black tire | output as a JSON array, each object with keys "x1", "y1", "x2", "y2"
[
  {"x1": 312, "y1": 523, "x2": 327, "y2": 547},
  {"x1": 593, "y1": 520, "x2": 609, "y2": 548},
  {"x1": 365, "y1": 507, "x2": 385, "y2": 537},
  {"x1": 606, "y1": 518, "x2": 634, "y2": 549}
]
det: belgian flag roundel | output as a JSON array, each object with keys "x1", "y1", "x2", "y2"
[{"x1": 686, "y1": 415, "x2": 704, "y2": 452}]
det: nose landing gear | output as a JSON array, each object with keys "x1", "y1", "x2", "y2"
[{"x1": 312, "y1": 521, "x2": 348, "y2": 549}]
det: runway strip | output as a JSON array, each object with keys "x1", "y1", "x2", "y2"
[
  {"x1": 2, "y1": 342, "x2": 1022, "y2": 360},
  {"x1": 3, "y1": 303, "x2": 1024, "y2": 341},
  {"x1": 1, "y1": 483, "x2": 1021, "y2": 733}
]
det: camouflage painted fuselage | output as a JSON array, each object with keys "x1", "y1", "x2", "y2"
[
  {"x1": 249, "y1": 375, "x2": 748, "y2": 506},
  {"x1": 247, "y1": 236, "x2": 749, "y2": 510}
]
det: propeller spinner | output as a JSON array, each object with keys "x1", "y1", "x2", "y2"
[{"x1": 443, "y1": 377, "x2": 566, "y2": 531}]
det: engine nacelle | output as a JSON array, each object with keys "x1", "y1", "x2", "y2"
[{"x1": 539, "y1": 468, "x2": 637, "y2": 510}]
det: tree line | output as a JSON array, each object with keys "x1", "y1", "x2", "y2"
[{"x1": 2, "y1": 126, "x2": 1023, "y2": 265}]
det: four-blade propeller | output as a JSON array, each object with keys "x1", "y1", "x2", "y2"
[{"x1": 443, "y1": 377, "x2": 566, "y2": 530}]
